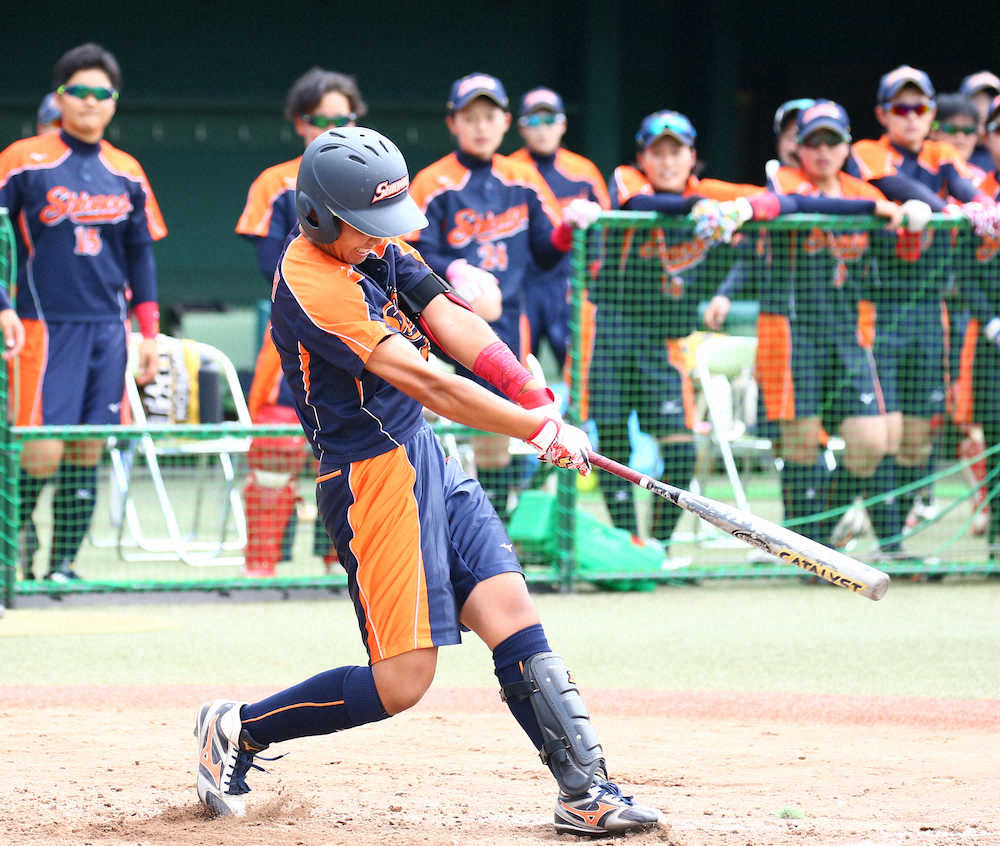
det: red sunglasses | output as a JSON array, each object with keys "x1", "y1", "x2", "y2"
[{"x1": 884, "y1": 102, "x2": 934, "y2": 117}]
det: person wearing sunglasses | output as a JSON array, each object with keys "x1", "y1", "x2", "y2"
[
  {"x1": 959, "y1": 71, "x2": 1000, "y2": 172},
  {"x1": 508, "y1": 87, "x2": 610, "y2": 370},
  {"x1": 762, "y1": 101, "x2": 910, "y2": 550},
  {"x1": 235, "y1": 67, "x2": 366, "y2": 578},
  {"x1": 929, "y1": 93, "x2": 988, "y2": 185},
  {"x1": 0, "y1": 42, "x2": 167, "y2": 583},
  {"x1": 845, "y1": 65, "x2": 1000, "y2": 560},
  {"x1": 407, "y1": 73, "x2": 601, "y2": 521}
]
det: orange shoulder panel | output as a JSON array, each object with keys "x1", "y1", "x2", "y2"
[
  {"x1": 611, "y1": 164, "x2": 652, "y2": 205},
  {"x1": 772, "y1": 167, "x2": 811, "y2": 195},
  {"x1": 409, "y1": 153, "x2": 468, "y2": 211},
  {"x1": 507, "y1": 148, "x2": 533, "y2": 167},
  {"x1": 837, "y1": 171, "x2": 888, "y2": 201},
  {"x1": 99, "y1": 142, "x2": 167, "y2": 240},
  {"x1": 494, "y1": 155, "x2": 562, "y2": 224},
  {"x1": 280, "y1": 235, "x2": 390, "y2": 363},
  {"x1": 235, "y1": 157, "x2": 300, "y2": 237},
  {"x1": 851, "y1": 138, "x2": 897, "y2": 181},
  {"x1": 555, "y1": 148, "x2": 611, "y2": 209},
  {"x1": 981, "y1": 171, "x2": 1000, "y2": 201},
  {"x1": 0, "y1": 134, "x2": 69, "y2": 192}
]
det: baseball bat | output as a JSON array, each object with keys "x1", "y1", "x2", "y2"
[{"x1": 587, "y1": 450, "x2": 889, "y2": 601}]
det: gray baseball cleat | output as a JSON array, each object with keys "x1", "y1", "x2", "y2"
[
  {"x1": 553, "y1": 769, "x2": 662, "y2": 835},
  {"x1": 195, "y1": 699, "x2": 268, "y2": 816}
]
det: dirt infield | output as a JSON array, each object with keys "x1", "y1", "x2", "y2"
[{"x1": 2, "y1": 684, "x2": 998, "y2": 846}]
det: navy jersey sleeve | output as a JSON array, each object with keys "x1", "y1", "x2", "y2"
[
  {"x1": 526, "y1": 185, "x2": 564, "y2": 271},
  {"x1": 411, "y1": 194, "x2": 453, "y2": 276},
  {"x1": 622, "y1": 194, "x2": 699, "y2": 214}
]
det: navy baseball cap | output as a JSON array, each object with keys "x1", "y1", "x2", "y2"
[
  {"x1": 773, "y1": 98, "x2": 815, "y2": 135},
  {"x1": 987, "y1": 94, "x2": 1000, "y2": 132},
  {"x1": 960, "y1": 70, "x2": 1000, "y2": 98},
  {"x1": 36, "y1": 92, "x2": 60, "y2": 127},
  {"x1": 796, "y1": 99, "x2": 851, "y2": 143},
  {"x1": 636, "y1": 110, "x2": 696, "y2": 149},
  {"x1": 519, "y1": 87, "x2": 565, "y2": 117},
  {"x1": 878, "y1": 65, "x2": 935, "y2": 103},
  {"x1": 447, "y1": 73, "x2": 509, "y2": 113}
]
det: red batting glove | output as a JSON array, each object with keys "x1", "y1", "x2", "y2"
[{"x1": 526, "y1": 417, "x2": 592, "y2": 475}]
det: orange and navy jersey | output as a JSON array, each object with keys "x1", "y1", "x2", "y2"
[
  {"x1": 765, "y1": 167, "x2": 886, "y2": 328},
  {"x1": 235, "y1": 156, "x2": 300, "y2": 281},
  {"x1": 604, "y1": 167, "x2": 743, "y2": 337},
  {"x1": 0, "y1": 130, "x2": 166, "y2": 322},
  {"x1": 847, "y1": 135, "x2": 983, "y2": 207},
  {"x1": 269, "y1": 232, "x2": 435, "y2": 464},
  {"x1": 406, "y1": 149, "x2": 564, "y2": 311},
  {"x1": 508, "y1": 146, "x2": 610, "y2": 285}
]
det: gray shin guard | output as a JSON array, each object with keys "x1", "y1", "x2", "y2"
[{"x1": 504, "y1": 652, "x2": 603, "y2": 796}]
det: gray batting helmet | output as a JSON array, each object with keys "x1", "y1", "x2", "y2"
[{"x1": 295, "y1": 126, "x2": 427, "y2": 244}]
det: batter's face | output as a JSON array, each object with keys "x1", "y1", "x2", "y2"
[
  {"x1": 797, "y1": 132, "x2": 850, "y2": 184},
  {"x1": 296, "y1": 90, "x2": 355, "y2": 146},
  {"x1": 519, "y1": 111, "x2": 566, "y2": 156},
  {"x1": 776, "y1": 121, "x2": 801, "y2": 167},
  {"x1": 56, "y1": 68, "x2": 116, "y2": 144},
  {"x1": 326, "y1": 220, "x2": 386, "y2": 265},
  {"x1": 446, "y1": 98, "x2": 511, "y2": 160},
  {"x1": 637, "y1": 135, "x2": 696, "y2": 193},
  {"x1": 877, "y1": 87, "x2": 935, "y2": 153}
]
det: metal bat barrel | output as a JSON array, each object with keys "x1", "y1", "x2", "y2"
[{"x1": 587, "y1": 451, "x2": 889, "y2": 601}]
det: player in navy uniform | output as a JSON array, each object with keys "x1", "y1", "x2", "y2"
[
  {"x1": 959, "y1": 71, "x2": 1000, "y2": 173},
  {"x1": 509, "y1": 87, "x2": 610, "y2": 368},
  {"x1": 846, "y1": 65, "x2": 1000, "y2": 556},
  {"x1": 0, "y1": 43, "x2": 165, "y2": 581},
  {"x1": 407, "y1": 73, "x2": 600, "y2": 518},
  {"x1": 195, "y1": 127, "x2": 661, "y2": 836},
  {"x1": 236, "y1": 68, "x2": 367, "y2": 576}
]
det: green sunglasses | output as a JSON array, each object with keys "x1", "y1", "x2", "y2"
[
  {"x1": 57, "y1": 84, "x2": 119, "y2": 102},
  {"x1": 300, "y1": 113, "x2": 356, "y2": 129},
  {"x1": 519, "y1": 111, "x2": 564, "y2": 128},
  {"x1": 931, "y1": 121, "x2": 978, "y2": 136}
]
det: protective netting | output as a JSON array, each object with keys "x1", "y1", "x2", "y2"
[{"x1": 542, "y1": 212, "x2": 1000, "y2": 586}]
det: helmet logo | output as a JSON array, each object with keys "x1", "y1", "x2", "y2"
[{"x1": 372, "y1": 175, "x2": 409, "y2": 204}]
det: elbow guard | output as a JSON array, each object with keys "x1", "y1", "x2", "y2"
[{"x1": 396, "y1": 272, "x2": 469, "y2": 324}]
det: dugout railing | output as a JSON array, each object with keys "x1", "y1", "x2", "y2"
[{"x1": 3, "y1": 210, "x2": 1000, "y2": 606}]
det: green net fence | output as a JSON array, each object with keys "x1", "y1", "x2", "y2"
[
  {"x1": 514, "y1": 211, "x2": 1000, "y2": 590},
  {"x1": 2, "y1": 210, "x2": 999, "y2": 605}
]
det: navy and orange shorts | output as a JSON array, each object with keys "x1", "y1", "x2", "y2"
[
  {"x1": 586, "y1": 311, "x2": 694, "y2": 436},
  {"x1": 870, "y1": 300, "x2": 946, "y2": 418},
  {"x1": 757, "y1": 313, "x2": 884, "y2": 427},
  {"x1": 315, "y1": 423, "x2": 522, "y2": 663},
  {"x1": 9, "y1": 318, "x2": 127, "y2": 426}
]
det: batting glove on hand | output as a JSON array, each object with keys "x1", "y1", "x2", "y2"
[
  {"x1": 445, "y1": 259, "x2": 498, "y2": 304},
  {"x1": 961, "y1": 202, "x2": 1000, "y2": 239},
  {"x1": 900, "y1": 199, "x2": 933, "y2": 232},
  {"x1": 526, "y1": 417, "x2": 592, "y2": 475},
  {"x1": 563, "y1": 198, "x2": 603, "y2": 229}
]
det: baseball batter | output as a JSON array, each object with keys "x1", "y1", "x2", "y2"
[{"x1": 196, "y1": 126, "x2": 661, "y2": 836}]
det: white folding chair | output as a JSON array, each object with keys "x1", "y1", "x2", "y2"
[{"x1": 102, "y1": 334, "x2": 253, "y2": 565}]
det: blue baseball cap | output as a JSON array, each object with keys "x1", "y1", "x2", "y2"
[
  {"x1": 518, "y1": 87, "x2": 565, "y2": 118},
  {"x1": 796, "y1": 99, "x2": 851, "y2": 143},
  {"x1": 773, "y1": 98, "x2": 815, "y2": 135},
  {"x1": 36, "y1": 92, "x2": 60, "y2": 127},
  {"x1": 636, "y1": 110, "x2": 696, "y2": 150},
  {"x1": 960, "y1": 70, "x2": 1000, "y2": 98},
  {"x1": 877, "y1": 65, "x2": 935, "y2": 103},
  {"x1": 987, "y1": 94, "x2": 1000, "y2": 133},
  {"x1": 447, "y1": 73, "x2": 509, "y2": 113}
]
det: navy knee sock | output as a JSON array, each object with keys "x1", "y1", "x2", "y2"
[
  {"x1": 493, "y1": 623, "x2": 551, "y2": 751},
  {"x1": 866, "y1": 456, "x2": 903, "y2": 549},
  {"x1": 651, "y1": 440, "x2": 696, "y2": 546},
  {"x1": 595, "y1": 422, "x2": 637, "y2": 534},
  {"x1": 780, "y1": 459, "x2": 829, "y2": 541},
  {"x1": 18, "y1": 468, "x2": 46, "y2": 526},
  {"x1": 240, "y1": 665, "x2": 389, "y2": 745},
  {"x1": 50, "y1": 464, "x2": 98, "y2": 569}
]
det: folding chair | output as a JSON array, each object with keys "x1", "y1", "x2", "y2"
[{"x1": 102, "y1": 334, "x2": 253, "y2": 565}]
